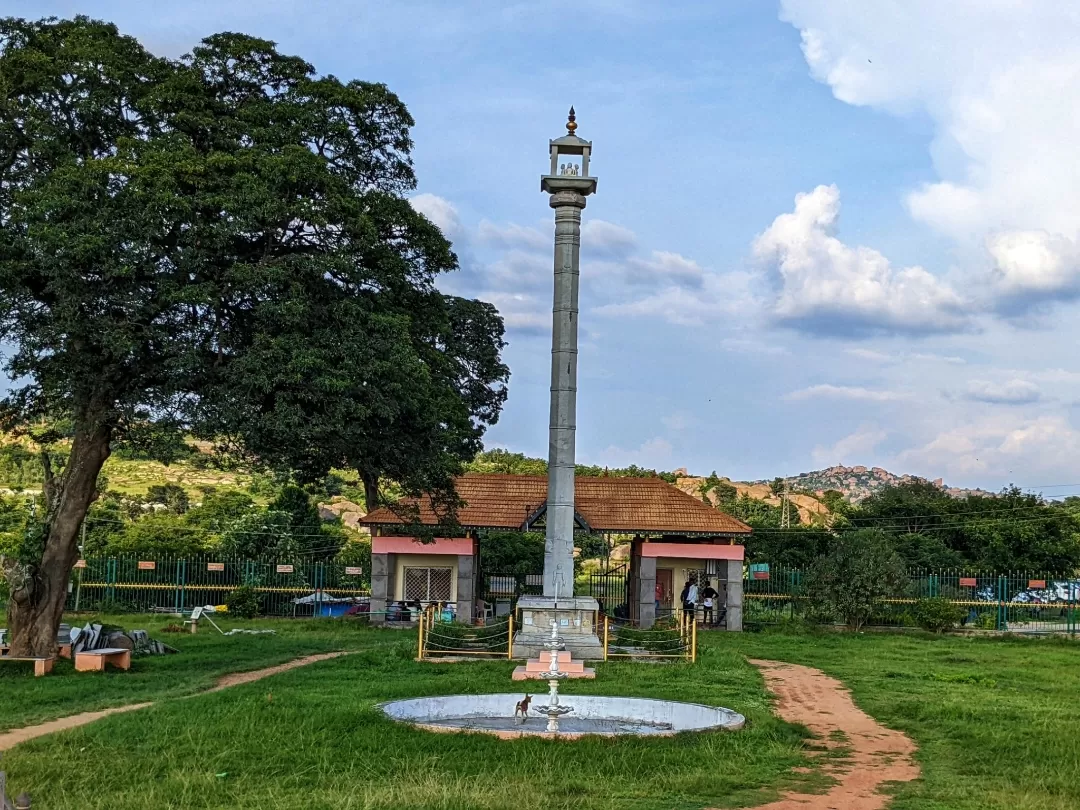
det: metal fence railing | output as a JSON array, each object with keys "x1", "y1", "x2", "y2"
[
  {"x1": 744, "y1": 564, "x2": 1080, "y2": 634},
  {"x1": 418, "y1": 609, "x2": 513, "y2": 660},
  {"x1": 602, "y1": 613, "x2": 696, "y2": 662},
  {"x1": 65, "y1": 554, "x2": 370, "y2": 617}
]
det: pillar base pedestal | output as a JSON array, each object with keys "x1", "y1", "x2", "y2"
[{"x1": 511, "y1": 595, "x2": 604, "y2": 661}]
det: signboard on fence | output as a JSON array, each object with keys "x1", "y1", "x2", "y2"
[
  {"x1": 1028, "y1": 579, "x2": 1047, "y2": 589},
  {"x1": 74, "y1": 559, "x2": 87, "y2": 569},
  {"x1": 749, "y1": 563, "x2": 770, "y2": 580},
  {"x1": 137, "y1": 561, "x2": 156, "y2": 570},
  {"x1": 276, "y1": 564, "x2": 294, "y2": 574},
  {"x1": 207, "y1": 562, "x2": 225, "y2": 572},
  {"x1": 345, "y1": 566, "x2": 363, "y2": 576},
  {"x1": 959, "y1": 577, "x2": 977, "y2": 587}
]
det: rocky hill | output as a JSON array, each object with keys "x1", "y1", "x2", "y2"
[
  {"x1": 753, "y1": 465, "x2": 993, "y2": 503},
  {"x1": 673, "y1": 474, "x2": 830, "y2": 524}
]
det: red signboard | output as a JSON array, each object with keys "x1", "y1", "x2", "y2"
[
  {"x1": 752, "y1": 571, "x2": 770, "y2": 580},
  {"x1": 137, "y1": 561, "x2": 156, "y2": 571},
  {"x1": 345, "y1": 566, "x2": 363, "y2": 576},
  {"x1": 959, "y1": 577, "x2": 977, "y2": 587},
  {"x1": 207, "y1": 562, "x2": 225, "y2": 572},
  {"x1": 74, "y1": 559, "x2": 87, "y2": 569},
  {"x1": 276, "y1": 564, "x2": 294, "y2": 574},
  {"x1": 1028, "y1": 579, "x2": 1047, "y2": 589}
]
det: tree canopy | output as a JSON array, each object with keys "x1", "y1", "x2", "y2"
[{"x1": 0, "y1": 16, "x2": 506, "y2": 656}]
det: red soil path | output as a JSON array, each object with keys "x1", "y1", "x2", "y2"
[{"x1": 740, "y1": 659, "x2": 920, "y2": 810}]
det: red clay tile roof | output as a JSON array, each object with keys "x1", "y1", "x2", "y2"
[{"x1": 361, "y1": 474, "x2": 750, "y2": 535}]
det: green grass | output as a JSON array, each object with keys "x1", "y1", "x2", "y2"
[
  {"x1": 5, "y1": 625, "x2": 1080, "y2": 809},
  {"x1": 0, "y1": 614, "x2": 384, "y2": 731},
  {"x1": 710, "y1": 629, "x2": 1080, "y2": 810},
  {"x1": 2, "y1": 624, "x2": 813, "y2": 810}
]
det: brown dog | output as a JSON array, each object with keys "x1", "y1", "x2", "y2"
[{"x1": 514, "y1": 694, "x2": 532, "y2": 721}]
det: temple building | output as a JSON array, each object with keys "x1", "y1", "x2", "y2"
[{"x1": 360, "y1": 473, "x2": 750, "y2": 630}]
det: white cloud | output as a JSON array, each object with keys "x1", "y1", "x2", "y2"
[
  {"x1": 812, "y1": 424, "x2": 887, "y2": 466},
  {"x1": 473, "y1": 291, "x2": 549, "y2": 334},
  {"x1": 780, "y1": 2, "x2": 1080, "y2": 312},
  {"x1": 623, "y1": 250, "x2": 705, "y2": 289},
  {"x1": 753, "y1": 185, "x2": 969, "y2": 335},
  {"x1": 720, "y1": 337, "x2": 790, "y2": 356},
  {"x1": 845, "y1": 348, "x2": 966, "y2": 365},
  {"x1": 582, "y1": 220, "x2": 637, "y2": 256},
  {"x1": 898, "y1": 414, "x2": 1080, "y2": 481},
  {"x1": 594, "y1": 270, "x2": 756, "y2": 326},
  {"x1": 784, "y1": 384, "x2": 910, "y2": 403},
  {"x1": 661, "y1": 410, "x2": 699, "y2": 431},
  {"x1": 964, "y1": 379, "x2": 1041, "y2": 405},
  {"x1": 477, "y1": 220, "x2": 549, "y2": 251},
  {"x1": 409, "y1": 193, "x2": 463, "y2": 238},
  {"x1": 592, "y1": 436, "x2": 675, "y2": 469}
]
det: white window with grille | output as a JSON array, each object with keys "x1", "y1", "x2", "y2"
[{"x1": 403, "y1": 567, "x2": 453, "y2": 602}]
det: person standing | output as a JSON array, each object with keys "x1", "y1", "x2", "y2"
[
  {"x1": 684, "y1": 578, "x2": 699, "y2": 626},
  {"x1": 701, "y1": 580, "x2": 719, "y2": 627}
]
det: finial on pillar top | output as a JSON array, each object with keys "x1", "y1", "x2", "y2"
[{"x1": 566, "y1": 106, "x2": 577, "y2": 135}]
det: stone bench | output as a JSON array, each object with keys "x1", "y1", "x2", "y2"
[
  {"x1": 0, "y1": 653, "x2": 55, "y2": 677},
  {"x1": 74, "y1": 647, "x2": 131, "y2": 673}
]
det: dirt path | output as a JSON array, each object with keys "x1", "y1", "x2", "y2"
[
  {"x1": 0, "y1": 651, "x2": 350, "y2": 752},
  {"x1": 742, "y1": 659, "x2": 920, "y2": 810}
]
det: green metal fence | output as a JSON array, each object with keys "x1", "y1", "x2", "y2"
[
  {"x1": 744, "y1": 564, "x2": 1080, "y2": 634},
  {"x1": 65, "y1": 554, "x2": 370, "y2": 617}
]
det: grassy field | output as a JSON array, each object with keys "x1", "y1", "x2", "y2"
[
  {"x1": 0, "y1": 615, "x2": 383, "y2": 731},
  {"x1": 713, "y1": 630, "x2": 1080, "y2": 810},
  {"x1": 3, "y1": 624, "x2": 1080, "y2": 810},
  {"x1": 2, "y1": 617, "x2": 813, "y2": 810}
]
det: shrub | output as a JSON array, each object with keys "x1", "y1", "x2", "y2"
[
  {"x1": 913, "y1": 597, "x2": 965, "y2": 633},
  {"x1": 226, "y1": 584, "x2": 263, "y2": 618},
  {"x1": 807, "y1": 529, "x2": 907, "y2": 631}
]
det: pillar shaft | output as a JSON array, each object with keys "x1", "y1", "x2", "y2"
[{"x1": 544, "y1": 190, "x2": 586, "y2": 598}]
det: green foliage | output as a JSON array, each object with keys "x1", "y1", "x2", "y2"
[
  {"x1": 853, "y1": 482, "x2": 1080, "y2": 572},
  {"x1": 108, "y1": 512, "x2": 211, "y2": 558},
  {"x1": 575, "y1": 533, "x2": 608, "y2": 560},
  {"x1": 478, "y1": 531, "x2": 544, "y2": 575},
  {"x1": 745, "y1": 526, "x2": 831, "y2": 567},
  {"x1": 225, "y1": 585, "x2": 262, "y2": 619},
  {"x1": 806, "y1": 529, "x2": 907, "y2": 631},
  {"x1": 186, "y1": 490, "x2": 257, "y2": 531},
  {"x1": 145, "y1": 484, "x2": 190, "y2": 515},
  {"x1": 913, "y1": 597, "x2": 966, "y2": 633},
  {"x1": 466, "y1": 449, "x2": 678, "y2": 483}
]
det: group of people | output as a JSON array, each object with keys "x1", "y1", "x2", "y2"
[{"x1": 678, "y1": 577, "x2": 723, "y2": 627}]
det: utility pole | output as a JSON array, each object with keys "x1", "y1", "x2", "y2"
[{"x1": 780, "y1": 481, "x2": 792, "y2": 529}]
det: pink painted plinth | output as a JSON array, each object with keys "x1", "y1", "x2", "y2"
[{"x1": 512, "y1": 650, "x2": 595, "y2": 680}]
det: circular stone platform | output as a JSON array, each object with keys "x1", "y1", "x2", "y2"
[{"x1": 380, "y1": 694, "x2": 745, "y2": 738}]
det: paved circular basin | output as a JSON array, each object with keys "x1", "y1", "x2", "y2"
[{"x1": 380, "y1": 693, "x2": 745, "y2": 738}]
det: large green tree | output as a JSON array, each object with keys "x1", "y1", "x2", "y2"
[{"x1": 0, "y1": 17, "x2": 504, "y2": 656}]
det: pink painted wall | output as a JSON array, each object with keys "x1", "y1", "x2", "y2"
[
  {"x1": 639, "y1": 542, "x2": 745, "y2": 561},
  {"x1": 371, "y1": 536, "x2": 475, "y2": 556}
]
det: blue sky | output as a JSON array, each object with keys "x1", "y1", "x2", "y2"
[{"x1": 8, "y1": 1, "x2": 1080, "y2": 493}]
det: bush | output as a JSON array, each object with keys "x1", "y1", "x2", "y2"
[
  {"x1": 913, "y1": 597, "x2": 965, "y2": 633},
  {"x1": 226, "y1": 585, "x2": 262, "y2": 618},
  {"x1": 807, "y1": 529, "x2": 907, "y2": 631}
]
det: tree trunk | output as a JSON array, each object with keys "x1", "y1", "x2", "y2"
[
  {"x1": 361, "y1": 469, "x2": 379, "y2": 514},
  {"x1": 4, "y1": 421, "x2": 111, "y2": 658}
]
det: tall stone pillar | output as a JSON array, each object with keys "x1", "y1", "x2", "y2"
[
  {"x1": 512, "y1": 109, "x2": 603, "y2": 660},
  {"x1": 725, "y1": 558, "x2": 743, "y2": 632},
  {"x1": 544, "y1": 188, "x2": 586, "y2": 598}
]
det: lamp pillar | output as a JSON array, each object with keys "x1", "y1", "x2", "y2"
[{"x1": 514, "y1": 107, "x2": 603, "y2": 661}]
